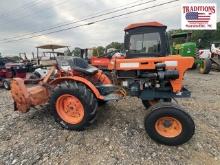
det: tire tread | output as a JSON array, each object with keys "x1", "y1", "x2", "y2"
[{"x1": 49, "y1": 81, "x2": 97, "y2": 131}]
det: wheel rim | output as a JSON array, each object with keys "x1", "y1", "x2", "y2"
[
  {"x1": 56, "y1": 94, "x2": 84, "y2": 124},
  {"x1": 155, "y1": 116, "x2": 182, "y2": 138}
]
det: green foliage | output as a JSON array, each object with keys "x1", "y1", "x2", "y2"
[
  {"x1": 169, "y1": 22, "x2": 220, "y2": 49},
  {"x1": 0, "y1": 56, "x2": 21, "y2": 63},
  {"x1": 72, "y1": 22, "x2": 219, "y2": 56},
  {"x1": 64, "y1": 49, "x2": 72, "y2": 56},
  {"x1": 10, "y1": 56, "x2": 22, "y2": 62},
  {"x1": 93, "y1": 46, "x2": 105, "y2": 56},
  {"x1": 72, "y1": 47, "x2": 81, "y2": 57},
  {"x1": 87, "y1": 42, "x2": 124, "y2": 57},
  {"x1": 106, "y1": 42, "x2": 124, "y2": 50}
]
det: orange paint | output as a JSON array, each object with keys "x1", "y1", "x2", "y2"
[
  {"x1": 155, "y1": 116, "x2": 182, "y2": 138},
  {"x1": 108, "y1": 55, "x2": 194, "y2": 92},
  {"x1": 124, "y1": 21, "x2": 166, "y2": 31},
  {"x1": 11, "y1": 78, "x2": 49, "y2": 112},
  {"x1": 56, "y1": 94, "x2": 84, "y2": 124},
  {"x1": 50, "y1": 76, "x2": 104, "y2": 100},
  {"x1": 93, "y1": 70, "x2": 112, "y2": 84},
  {"x1": 42, "y1": 66, "x2": 56, "y2": 84}
]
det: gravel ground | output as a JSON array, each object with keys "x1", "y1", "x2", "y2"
[{"x1": 0, "y1": 70, "x2": 220, "y2": 165}]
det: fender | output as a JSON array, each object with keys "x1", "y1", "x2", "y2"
[{"x1": 49, "y1": 76, "x2": 104, "y2": 100}]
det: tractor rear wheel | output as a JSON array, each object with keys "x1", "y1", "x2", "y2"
[
  {"x1": 50, "y1": 81, "x2": 97, "y2": 130},
  {"x1": 199, "y1": 59, "x2": 212, "y2": 74},
  {"x1": 144, "y1": 102, "x2": 195, "y2": 146}
]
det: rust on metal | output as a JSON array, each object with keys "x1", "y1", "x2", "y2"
[{"x1": 11, "y1": 78, "x2": 49, "y2": 112}]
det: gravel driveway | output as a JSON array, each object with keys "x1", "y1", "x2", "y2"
[{"x1": 0, "y1": 70, "x2": 220, "y2": 165}]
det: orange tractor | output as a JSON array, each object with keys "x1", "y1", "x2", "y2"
[{"x1": 11, "y1": 22, "x2": 195, "y2": 146}]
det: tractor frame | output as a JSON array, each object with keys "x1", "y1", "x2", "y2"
[{"x1": 10, "y1": 22, "x2": 195, "y2": 146}]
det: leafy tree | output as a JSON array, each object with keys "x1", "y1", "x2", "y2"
[
  {"x1": 72, "y1": 47, "x2": 81, "y2": 57},
  {"x1": 93, "y1": 46, "x2": 105, "y2": 56},
  {"x1": 72, "y1": 22, "x2": 220, "y2": 58},
  {"x1": 11, "y1": 56, "x2": 22, "y2": 62},
  {"x1": 106, "y1": 42, "x2": 124, "y2": 50},
  {"x1": 168, "y1": 22, "x2": 220, "y2": 49}
]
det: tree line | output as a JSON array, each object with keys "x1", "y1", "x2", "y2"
[
  {"x1": 168, "y1": 22, "x2": 220, "y2": 49},
  {"x1": 2, "y1": 22, "x2": 219, "y2": 59},
  {"x1": 72, "y1": 22, "x2": 220, "y2": 56}
]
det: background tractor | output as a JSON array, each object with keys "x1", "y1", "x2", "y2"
[
  {"x1": 196, "y1": 41, "x2": 220, "y2": 74},
  {"x1": 10, "y1": 22, "x2": 195, "y2": 146},
  {"x1": 171, "y1": 32, "x2": 196, "y2": 58},
  {"x1": 171, "y1": 32, "x2": 212, "y2": 74},
  {"x1": 31, "y1": 44, "x2": 71, "y2": 79},
  {"x1": 210, "y1": 41, "x2": 220, "y2": 71},
  {"x1": 0, "y1": 57, "x2": 27, "y2": 90},
  {"x1": 78, "y1": 47, "x2": 124, "y2": 71}
]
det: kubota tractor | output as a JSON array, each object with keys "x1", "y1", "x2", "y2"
[
  {"x1": 79, "y1": 48, "x2": 124, "y2": 71},
  {"x1": 10, "y1": 22, "x2": 195, "y2": 146}
]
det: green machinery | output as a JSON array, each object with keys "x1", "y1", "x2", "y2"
[
  {"x1": 171, "y1": 32, "x2": 196, "y2": 57},
  {"x1": 171, "y1": 32, "x2": 211, "y2": 74}
]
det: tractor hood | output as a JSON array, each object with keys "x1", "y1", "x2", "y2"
[{"x1": 181, "y1": 42, "x2": 196, "y2": 47}]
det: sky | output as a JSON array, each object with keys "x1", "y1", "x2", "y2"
[{"x1": 0, "y1": 0, "x2": 219, "y2": 57}]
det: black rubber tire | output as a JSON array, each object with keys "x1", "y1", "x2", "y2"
[
  {"x1": 191, "y1": 63, "x2": 197, "y2": 70},
  {"x1": 98, "y1": 100, "x2": 108, "y2": 106},
  {"x1": 3, "y1": 79, "x2": 11, "y2": 90},
  {"x1": 144, "y1": 102, "x2": 195, "y2": 146},
  {"x1": 49, "y1": 81, "x2": 97, "y2": 131},
  {"x1": 199, "y1": 59, "x2": 212, "y2": 74}
]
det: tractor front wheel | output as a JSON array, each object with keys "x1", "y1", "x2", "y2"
[
  {"x1": 50, "y1": 81, "x2": 97, "y2": 130},
  {"x1": 144, "y1": 103, "x2": 195, "y2": 146},
  {"x1": 199, "y1": 59, "x2": 212, "y2": 74}
]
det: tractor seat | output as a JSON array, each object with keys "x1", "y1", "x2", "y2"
[{"x1": 68, "y1": 57, "x2": 98, "y2": 75}]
